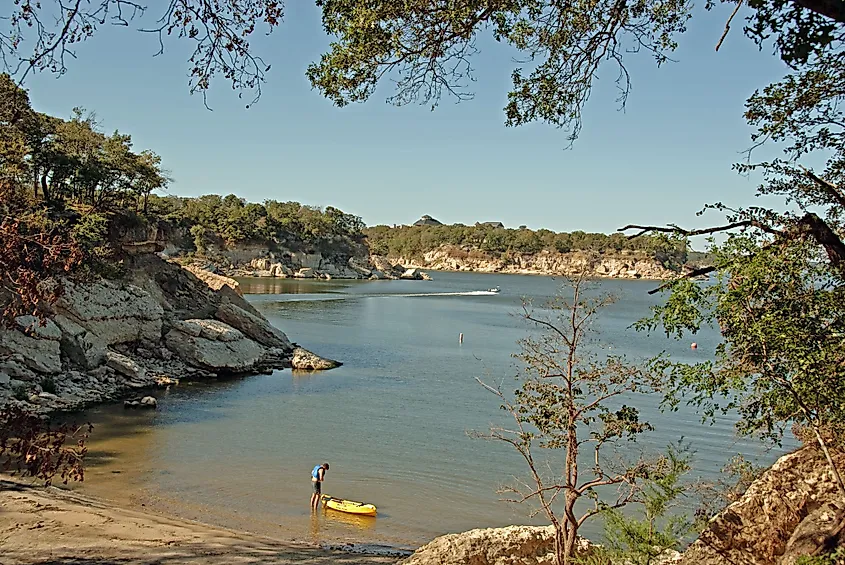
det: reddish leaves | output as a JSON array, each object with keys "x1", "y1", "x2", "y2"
[
  {"x1": 0, "y1": 215, "x2": 84, "y2": 327},
  {"x1": 0, "y1": 405, "x2": 92, "y2": 486}
]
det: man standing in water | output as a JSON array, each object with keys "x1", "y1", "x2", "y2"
[{"x1": 310, "y1": 462, "x2": 329, "y2": 509}]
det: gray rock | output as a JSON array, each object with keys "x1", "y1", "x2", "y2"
[
  {"x1": 14, "y1": 316, "x2": 62, "y2": 340},
  {"x1": 193, "y1": 319, "x2": 243, "y2": 342},
  {"x1": 215, "y1": 303, "x2": 292, "y2": 350},
  {"x1": 291, "y1": 347, "x2": 342, "y2": 371},
  {"x1": 164, "y1": 327, "x2": 265, "y2": 373},
  {"x1": 55, "y1": 279, "x2": 163, "y2": 346},
  {"x1": 0, "y1": 326, "x2": 62, "y2": 374},
  {"x1": 171, "y1": 320, "x2": 203, "y2": 337},
  {"x1": 294, "y1": 268, "x2": 316, "y2": 278},
  {"x1": 54, "y1": 314, "x2": 106, "y2": 369},
  {"x1": 0, "y1": 358, "x2": 37, "y2": 381},
  {"x1": 38, "y1": 391, "x2": 58, "y2": 400},
  {"x1": 105, "y1": 350, "x2": 147, "y2": 381}
]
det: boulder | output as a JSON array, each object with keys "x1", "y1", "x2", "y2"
[
  {"x1": 139, "y1": 395, "x2": 157, "y2": 408},
  {"x1": 269, "y1": 263, "x2": 293, "y2": 278},
  {"x1": 105, "y1": 350, "x2": 146, "y2": 381},
  {"x1": 0, "y1": 317, "x2": 62, "y2": 374},
  {"x1": 400, "y1": 525, "x2": 589, "y2": 565},
  {"x1": 291, "y1": 347, "x2": 342, "y2": 371},
  {"x1": 215, "y1": 303, "x2": 293, "y2": 350},
  {"x1": 400, "y1": 268, "x2": 423, "y2": 280},
  {"x1": 165, "y1": 322, "x2": 265, "y2": 373},
  {"x1": 294, "y1": 268, "x2": 316, "y2": 279}
]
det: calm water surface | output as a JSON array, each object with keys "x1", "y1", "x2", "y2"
[{"x1": 70, "y1": 271, "x2": 795, "y2": 551}]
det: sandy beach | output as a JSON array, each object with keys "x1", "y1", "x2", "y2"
[{"x1": 0, "y1": 478, "x2": 400, "y2": 565}]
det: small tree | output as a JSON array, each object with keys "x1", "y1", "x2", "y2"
[
  {"x1": 0, "y1": 405, "x2": 92, "y2": 485},
  {"x1": 473, "y1": 272, "x2": 670, "y2": 565}
]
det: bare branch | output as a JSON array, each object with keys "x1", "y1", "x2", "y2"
[{"x1": 715, "y1": 0, "x2": 744, "y2": 52}]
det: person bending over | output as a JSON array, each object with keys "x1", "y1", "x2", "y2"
[{"x1": 310, "y1": 462, "x2": 329, "y2": 509}]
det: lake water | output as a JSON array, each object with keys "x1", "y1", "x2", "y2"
[{"x1": 70, "y1": 271, "x2": 794, "y2": 552}]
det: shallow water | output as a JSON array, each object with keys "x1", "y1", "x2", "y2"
[{"x1": 71, "y1": 271, "x2": 795, "y2": 551}]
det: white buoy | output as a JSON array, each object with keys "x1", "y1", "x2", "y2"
[
  {"x1": 691, "y1": 342, "x2": 698, "y2": 350},
  {"x1": 459, "y1": 333, "x2": 464, "y2": 344}
]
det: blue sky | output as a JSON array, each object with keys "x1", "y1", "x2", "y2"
[{"x1": 23, "y1": 2, "x2": 792, "y2": 236}]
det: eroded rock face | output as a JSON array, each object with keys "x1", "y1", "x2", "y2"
[
  {"x1": 388, "y1": 247, "x2": 677, "y2": 280},
  {"x1": 0, "y1": 253, "x2": 335, "y2": 415},
  {"x1": 291, "y1": 347, "x2": 341, "y2": 371},
  {"x1": 55, "y1": 279, "x2": 163, "y2": 346},
  {"x1": 680, "y1": 446, "x2": 845, "y2": 565}
]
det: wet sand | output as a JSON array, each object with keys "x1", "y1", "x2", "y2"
[{"x1": 0, "y1": 478, "x2": 400, "y2": 565}]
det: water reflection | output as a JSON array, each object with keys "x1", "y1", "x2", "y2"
[
  {"x1": 323, "y1": 507, "x2": 377, "y2": 531},
  {"x1": 236, "y1": 277, "x2": 357, "y2": 295},
  {"x1": 309, "y1": 505, "x2": 377, "y2": 544}
]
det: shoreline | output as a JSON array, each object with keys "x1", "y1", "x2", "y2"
[{"x1": 0, "y1": 476, "x2": 403, "y2": 565}]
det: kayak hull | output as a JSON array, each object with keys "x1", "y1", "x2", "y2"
[{"x1": 321, "y1": 495, "x2": 377, "y2": 516}]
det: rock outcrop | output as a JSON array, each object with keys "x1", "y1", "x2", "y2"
[
  {"x1": 400, "y1": 525, "x2": 588, "y2": 565},
  {"x1": 0, "y1": 253, "x2": 337, "y2": 414},
  {"x1": 392, "y1": 247, "x2": 679, "y2": 280},
  {"x1": 165, "y1": 320, "x2": 266, "y2": 372},
  {"x1": 291, "y1": 347, "x2": 341, "y2": 371},
  {"x1": 192, "y1": 248, "x2": 430, "y2": 282},
  {"x1": 680, "y1": 446, "x2": 845, "y2": 565}
]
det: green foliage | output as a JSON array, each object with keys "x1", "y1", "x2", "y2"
[
  {"x1": 644, "y1": 233, "x2": 845, "y2": 449},
  {"x1": 796, "y1": 547, "x2": 845, "y2": 565},
  {"x1": 597, "y1": 443, "x2": 693, "y2": 565},
  {"x1": 364, "y1": 224, "x2": 688, "y2": 264},
  {"x1": 474, "y1": 273, "x2": 673, "y2": 565},
  {"x1": 149, "y1": 193, "x2": 365, "y2": 252}
]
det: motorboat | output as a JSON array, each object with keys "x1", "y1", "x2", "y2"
[{"x1": 487, "y1": 287, "x2": 500, "y2": 293}]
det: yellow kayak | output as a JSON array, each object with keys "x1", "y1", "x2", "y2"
[{"x1": 321, "y1": 495, "x2": 377, "y2": 516}]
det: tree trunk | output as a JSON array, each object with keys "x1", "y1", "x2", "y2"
[{"x1": 554, "y1": 523, "x2": 565, "y2": 565}]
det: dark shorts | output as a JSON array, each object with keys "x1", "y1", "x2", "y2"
[{"x1": 312, "y1": 480, "x2": 321, "y2": 494}]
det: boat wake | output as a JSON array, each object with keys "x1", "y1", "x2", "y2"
[
  {"x1": 272, "y1": 290, "x2": 500, "y2": 303},
  {"x1": 394, "y1": 290, "x2": 500, "y2": 298}
]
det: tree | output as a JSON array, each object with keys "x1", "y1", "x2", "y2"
[
  {"x1": 0, "y1": 405, "x2": 91, "y2": 486},
  {"x1": 614, "y1": 19, "x2": 845, "y2": 505},
  {"x1": 472, "y1": 272, "x2": 670, "y2": 565},
  {"x1": 3, "y1": 0, "x2": 843, "y2": 115}
]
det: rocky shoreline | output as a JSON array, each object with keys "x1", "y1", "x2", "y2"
[
  {"x1": 385, "y1": 247, "x2": 685, "y2": 280},
  {"x1": 0, "y1": 254, "x2": 340, "y2": 416}
]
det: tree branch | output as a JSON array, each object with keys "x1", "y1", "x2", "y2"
[
  {"x1": 715, "y1": 0, "x2": 744, "y2": 52},
  {"x1": 801, "y1": 165, "x2": 845, "y2": 210}
]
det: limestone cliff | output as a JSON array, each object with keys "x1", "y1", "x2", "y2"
[
  {"x1": 680, "y1": 446, "x2": 845, "y2": 565},
  {"x1": 391, "y1": 246, "x2": 681, "y2": 280},
  {"x1": 0, "y1": 254, "x2": 337, "y2": 414}
]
